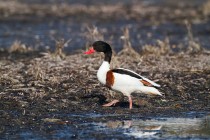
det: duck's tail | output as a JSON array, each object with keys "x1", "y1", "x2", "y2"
[{"x1": 137, "y1": 86, "x2": 162, "y2": 96}]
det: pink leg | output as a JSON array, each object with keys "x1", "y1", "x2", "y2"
[
  {"x1": 102, "y1": 99, "x2": 119, "y2": 107},
  {"x1": 128, "y1": 96, "x2": 132, "y2": 109}
]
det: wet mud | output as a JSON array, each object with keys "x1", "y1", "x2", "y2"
[
  {"x1": 0, "y1": 0, "x2": 210, "y2": 139},
  {"x1": 0, "y1": 49, "x2": 210, "y2": 139}
]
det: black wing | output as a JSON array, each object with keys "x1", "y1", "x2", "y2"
[
  {"x1": 112, "y1": 68, "x2": 143, "y2": 79},
  {"x1": 111, "y1": 68, "x2": 161, "y2": 87}
]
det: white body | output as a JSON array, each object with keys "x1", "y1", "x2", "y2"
[
  {"x1": 97, "y1": 61, "x2": 162, "y2": 97},
  {"x1": 97, "y1": 61, "x2": 110, "y2": 85}
]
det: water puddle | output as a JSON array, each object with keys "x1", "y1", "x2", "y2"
[
  {"x1": 92, "y1": 116, "x2": 210, "y2": 139},
  {"x1": 2, "y1": 112, "x2": 209, "y2": 139}
]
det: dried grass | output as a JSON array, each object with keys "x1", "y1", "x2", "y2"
[
  {"x1": 0, "y1": 1, "x2": 205, "y2": 24},
  {"x1": 27, "y1": 59, "x2": 46, "y2": 81},
  {"x1": 0, "y1": 40, "x2": 210, "y2": 115},
  {"x1": 202, "y1": 0, "x2": 210, "y2": 16},
  {"x1": 54, "y1": 38, "x2": 71, "y2": 59},
  {"x1": 0, "y1": 0, "x2": 209, "y2": 111},
  {"x1": 185, "y1": 20, "x2": 202, "y2": 53},
  {"x1": 142, "y1": 21, "x2": 204, "y2": 55},
  {"x1": 0, "y1": 1, "x2": 125, "y2": 18},
  {"x1": 84, "y1": 26, "x2": 105, "y2": 49},
  {"x1": 8, "y1": 40, "x2": 32, "y2": 53},
  {"x1": 142, "y1": 38, "x2": 172, "y2": 55},
  {"x1": 118, "y1": 27, "x2": 141, "y2": 58}
]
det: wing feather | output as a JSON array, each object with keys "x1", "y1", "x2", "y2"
[{"x1": 112, "y1": 68, "x2": 160, "y2": 87}]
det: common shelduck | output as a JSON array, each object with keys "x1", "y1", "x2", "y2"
[{"x1": 84, "y1": 41, "x2": 162, "y2": 109}]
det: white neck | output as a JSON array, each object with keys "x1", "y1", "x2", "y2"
[{"x1": 97, "y1": 61, "x2": 110, "y2": 85}]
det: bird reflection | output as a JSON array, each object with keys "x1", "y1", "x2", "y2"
[
  {"x1": 124, "y1": 125, "x2": 162, "y2": 138},
  {"x1": 104, "y1": 120, "x2": 162, "y2": 138}
]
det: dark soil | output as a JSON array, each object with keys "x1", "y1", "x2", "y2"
[
  {"x1": 0, "y1": 50, "x2": 209, "y2": 122},
  {"x1": 0, "y1": 0, "x2": 210, "y2": 139}
]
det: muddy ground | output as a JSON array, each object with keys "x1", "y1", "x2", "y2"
[
  {"x1": 0, "y1": 48, "x2": 210, "y2": 129},
  {"x1": 0, "y1": 0, "x2": 210, "y2": 138}
]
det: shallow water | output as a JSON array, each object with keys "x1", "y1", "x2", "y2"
[
  {"x1": 1, "y1": 18, "x2": 210, "y2": 52},
  {"x1": 0, "y1": 0, "x2": 210, "y2": 52},
  {"x1": 0, "y1": 1, "x2": 210, "y2": 139},
  {"x1": 1, "y1": 112, "x2": 209, "y2": 139}
]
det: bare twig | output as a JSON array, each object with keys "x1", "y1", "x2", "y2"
[{"x1": 185, "y1": 20, "x2": 202, "y2": 53}]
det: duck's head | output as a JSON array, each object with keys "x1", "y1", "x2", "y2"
[{"x1": 84, "y1": 41, "x2": 112, "y2": 54}]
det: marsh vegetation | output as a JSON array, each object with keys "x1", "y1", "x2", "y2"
[{"x1": 0, "y1": 0, "x2": 210, "y2": 139}]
